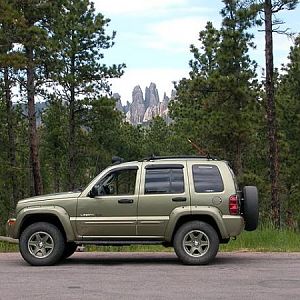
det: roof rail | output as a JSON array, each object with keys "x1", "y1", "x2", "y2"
[{"x1": 140, "y1": 154, "x2": 219, "y2": 162}]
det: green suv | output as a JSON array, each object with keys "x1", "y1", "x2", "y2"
[{"x1": 6, "y1": 156, "x2": 258, "y2": 266}]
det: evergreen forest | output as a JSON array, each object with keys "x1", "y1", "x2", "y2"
[{"x1": 0, "y1": 0, "x2": 299, "y2": 233}]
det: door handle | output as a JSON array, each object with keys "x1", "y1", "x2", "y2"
[
  {"x1": 172, "y1": 197, "x2": 187, "y2": 202},
  {"x1": 118, "y1": 199, "x2": 134, "y2": 204}
]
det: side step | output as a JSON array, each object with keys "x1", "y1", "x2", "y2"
[
  {"x1": 0, "y1": 236, "x2": 19, "y2": 244},
  {"x1": 76, "y1": 240, "x2": 164, "y2": 246}
]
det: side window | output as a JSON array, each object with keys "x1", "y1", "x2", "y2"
[
  {"x1": 145, "y1": 168, "x2": 184, "y2": 194},
  {"x1": 92, "y1": 169, "x2": 137, "y2": 196},
  {"x1": 192, "y1": 165, "x2": 224, "y2": 193}
]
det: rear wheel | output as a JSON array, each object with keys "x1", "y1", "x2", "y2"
[
  {"x1": 19, "y1": 222, "x2": 65, "y2": 266},
  {"x1": 242, "y1": 186, "x2": 259, "y2": 231},
  {"x1": 173, "y1": 221, "x2": 219, "y2": 265}
]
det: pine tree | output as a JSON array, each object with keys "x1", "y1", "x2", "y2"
[
  {"x1": 85, "y1": 97, "x2": 123, "y2": 176},
  {"x1": 0, "y1": 0, "x2": 23, "y2": 210},
  {"x1": 0, "y1": 0, "x2": 64, "y2": 195},
  {"x1": 170, "y1": 0, "x2": 261, "y2": 178},
  {"x1": 248, "y1": 0, "x2": 299, "y2": 228},
  {"x1": 43, "y1": 0, "x2": 125, "y2": 190},
  {"x1": 277, "y1": 35, "x2": 300, "y2": 229},
  {"x1": 40, "y1": 99, "x2": 68, "y2": 192}
]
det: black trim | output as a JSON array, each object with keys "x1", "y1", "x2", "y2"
[
  {"x1": 110, "y1": 166, "x2": 139, "y2": 172},
  {"x1": 172, "y1": 197, "x2": 187, "y2": 202},
  {"x1": 77, "y1": 240, "x2": 164, "y2": 245},
  {"x1": 145, "y1": 164, "x2": 184, "y2": 169},
  {"x1": 141, "y1": 155, "x2": 219, "y2": 161},
  {"x1": 118, "y1": 198, "x2": 134, "y2": 204}
]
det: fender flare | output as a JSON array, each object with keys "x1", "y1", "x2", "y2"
[
  {"x1": 15, "y1": 206, "x2": 76, "y2": 241},
  {"x1": 164, "y1": 206, "x2": 229, "y2": 242}
]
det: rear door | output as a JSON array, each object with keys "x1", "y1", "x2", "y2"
[{"x1": 137, "y1": 162, "x2": 190, "y2": 237}]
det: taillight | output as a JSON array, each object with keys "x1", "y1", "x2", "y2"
[{"x1": 229, "y1": 195, "x2": 239, "y2": 215}]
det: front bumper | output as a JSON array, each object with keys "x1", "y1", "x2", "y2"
[{"x1": 6, "y1": 218, "x2": 17, "y2": 239}]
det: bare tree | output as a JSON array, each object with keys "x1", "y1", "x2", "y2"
[{"x1": 259, "y1": 0, "x2": 298, "y2": 228}]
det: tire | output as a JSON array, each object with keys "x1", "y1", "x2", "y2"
[
  {"x1": 61, "y1": 242, "x2": 78, "y2": 260},
  {"x1": 19, "y1": 222, "x2": 65, "y2": 266},
  {"x1": 173, "y1": 221, "x2": 219, "y2": 265},
  {"x1": 242, "y1": 186, "x2": 259, "y2": 231}
]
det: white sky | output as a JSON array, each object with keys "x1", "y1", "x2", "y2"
[{"x1": 94, "y1": 0, "x2": 300, "y2": 104}]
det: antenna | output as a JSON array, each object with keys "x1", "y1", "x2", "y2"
[{"x1": 188, "y1": 139, "x2": 212, "y2": 159}]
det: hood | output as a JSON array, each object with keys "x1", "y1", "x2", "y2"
[{"x1": 18, "y1": 191, "x2": 81, "y2": 204}]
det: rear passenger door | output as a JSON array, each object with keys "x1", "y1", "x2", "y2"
[{"x1": 137, "y1": 162, "x2": 190, "y2": 237}]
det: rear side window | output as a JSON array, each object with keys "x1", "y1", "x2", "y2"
[
  {"x1": 145, "y1": 168, "x2": 184, "y2": 194},
  {"x1": 192, "y1": 165, "x2": 224, "y2": 193}
]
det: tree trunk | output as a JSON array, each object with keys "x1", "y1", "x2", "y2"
[
  {"x1": 53, "y1": 151, "x2": 61, "y2": 192},
  {"x1": 234, "y1": 140, "x2": 243, "y2": 178},
  {"x1": 68, "y1": 88, "x2": 76, "y2": 191},
  {"x1": 68, "y1": 55, "x2": 76, "y2": 191},
  {"x1": 264, "y1": 0, "x2": 280, "y2": 228},
  {"x1": 26, "y1": 46, "x2": 43, "y2": 196},
  {"x1": 4, "y1": 67, "x2": 18, "y2": 214}
]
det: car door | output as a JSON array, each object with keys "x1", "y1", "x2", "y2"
[
  {"x1": 76, "y1": 165, "x2": 140, "y2": 239},
  {"x1": 137, "y1": 162, "x2": 190, "y2": 237}
]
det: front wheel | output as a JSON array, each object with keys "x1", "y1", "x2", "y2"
[
  {"x1": 173, "y1": 221, "x2": 219, "y2": 265},
  {"x1": 19, "y1": 222, "x2": 65, "y2": 266}
]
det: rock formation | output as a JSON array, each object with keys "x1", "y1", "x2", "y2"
[
  {"x1": 145, "y1": 82, "x2": 159, "y2": 108},
  {"x1": 113, "y1": 93, "x2": 123, "y2": 112},
  {"x1": 126, "y1": 86, "x2": 145, "y2": 124},
  {"x1": 114, "y1": 83, "x2": 174, "y2": 125}
]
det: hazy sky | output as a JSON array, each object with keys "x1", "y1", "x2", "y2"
[{"x1": 94, "y1": 0, "x2": 300, "y2": 104}]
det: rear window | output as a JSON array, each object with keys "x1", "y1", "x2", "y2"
[
  {"x1": 192, "y1": 165, "x2": 224, "y2": 193},
  {"x1": 145, "y1": 168, "x2": 184, "y2": 194}
]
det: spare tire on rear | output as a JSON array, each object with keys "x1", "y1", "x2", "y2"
[{"x1": 242, "y1": 186, "x2": 259, "y2": 231}]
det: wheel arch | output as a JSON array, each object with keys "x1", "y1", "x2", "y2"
[
  {"x1": 168, "y1": 214, "x2": 229, "y2": 244},
  {"x1": 17, "y1": 207, "x2": 75, "y2": 241},
  {"x1": 19, "y1": 214, "x2": 65, "y2": 238}
]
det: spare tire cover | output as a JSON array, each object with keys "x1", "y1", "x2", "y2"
[{"x1": 242, "y1": 186, "x2": 259, "y2": 231}]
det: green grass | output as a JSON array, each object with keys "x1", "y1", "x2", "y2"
[
  {"x1": 0, "y1": 241, "x2": 18, "y2": 253},
  {"x1": 0, "y1": 227, "x2": 299, "y2": 253},
  {"x1": 220, "y1": 226, "x2": 300, "y2": 252}
]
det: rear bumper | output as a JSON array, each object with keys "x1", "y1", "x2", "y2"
[
  {"x1": 222, "y1": 215, "x2": 244, "y2": 237},
  {"x1": 6, "y1": 218, "x2": 17, "y2": 239}
]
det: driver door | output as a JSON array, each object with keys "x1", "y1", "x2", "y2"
[{"x1": 76, "y1": 166, "x2": 139, "y2": 238}]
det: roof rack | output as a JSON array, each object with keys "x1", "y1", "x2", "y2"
[{"x1": 140, "y1": 154, "x2": 219, "y2": 162}]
